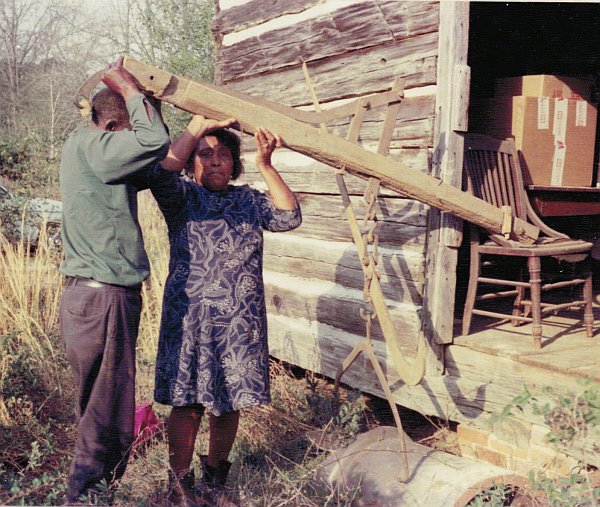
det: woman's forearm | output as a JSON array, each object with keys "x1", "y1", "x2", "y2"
[
  {"x1": 258, "y1": 163, "x2": 297, "y2": 210},
  {"x1": 160, "y1": 117, "x2": 208, "y2": 171}
]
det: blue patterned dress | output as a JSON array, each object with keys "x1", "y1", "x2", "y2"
[{"x1": 150, "y1": 170, "x2": 301, "y2": 414}]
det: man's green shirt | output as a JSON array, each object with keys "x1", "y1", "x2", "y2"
[{"x1": 59, "y1": 94, "x2": 170, "y2": 286}]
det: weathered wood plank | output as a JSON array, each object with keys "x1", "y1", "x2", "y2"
[
  {"x1": 217, "y1": 0, "x2": 439, "y2": 39},
  {"x1": 264, "y1": 272, "x2": 422, "y2": 349},
  {"x1": 455, "y1": 320, "x2": 598, "y2": 372},
  {"x1": 440, "y1": 345, "x2": 589, "y2": 421},
  {"x1": 216, "y1": 1, "x2": 440, "y2": 81},
  {"x1": 290, "y1": 214, "x2": 426, "y2": 249},
  {"x1": 318, "y1": 96, "x2": 435, "y2": 148},
  {"x1": 285, "y1": 193, "x2": 428, "y2": 247},
  {"x1": 296, "y1": 193, "x2": 428, "y2": 227},
  {"x1": 454, "y1": 324, "x2": 597, "y2": 366},
  {"x1": 307, "y1": 95, "x2": 436, "y2": 148},
  {"x1": 122, "y1": 57, "x2": 539, "y2": 244},
  {"x1": 268, "y1": 315, "x2": 594, "y2": 403},
  {"x1": 451, "y1": 64, "x2": 471, "y2": 132},
  {"x1": 236, "y1": 103, "x2": 435, "y2": 149},
  {"x1": 238, "y1": 147, "x2": 430, "y2": 195},
  {"x1": 266, "y1": 317, "x2": 600, "y2": 465},
  {"x1": 216, "y1": 0, "x2": 321, "y2": 35},
  {"x1": 219, "y1": 3, "x2": 393, "y2": 79},
  {"x1": 220, "y1": 38, "x2": 438, "y2": 98},
  {"x1": 263, "y1": 233, "x2": 425, "y2": 300},
  {"x1": 377, "y1": 0, "x2": 440, "y2": 40},
  {"x1": 423, "y1": 2, "x2": 470, "y2": 349}
]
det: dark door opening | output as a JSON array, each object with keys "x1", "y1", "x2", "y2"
[{"x1": 455, "y1": 2, "x2": 600, "y2": 324}]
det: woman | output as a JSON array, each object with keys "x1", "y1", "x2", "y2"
[{"x1": 152, "y1": 117, "x2": 301, "y2": 505}]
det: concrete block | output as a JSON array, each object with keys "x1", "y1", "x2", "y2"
[
  {"x1": 488, "y1": 434, "x2": 530, "y2": 459},
  {"x1": 473, "y1": 444, "x2": 509, "y2": 468},
  {"x1": 491, "y1": 416, "x2": 532, "y2": 448},
  {"x1": 459, "y1": 444, "x2": 477, "y2": 460},
  {"x1": 457, "y1": 423, "x2": 490, "y2": 447}
]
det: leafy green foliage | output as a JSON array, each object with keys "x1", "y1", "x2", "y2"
[
  {"x1": 0, "y1": 331, "x2": 73, "y2": 506},
  {"x1": 488, "y1": 379, "x2": 600, "y2": 449},
  {"x1": 530, "y1": 468, "x2": 600, "y2": 507},
  {"x1": 535, "y1": 381, "x2": 600, "y2": 448},
  {"x1": 136, "y1": 0, "x2": 215, "y2": 82},
  {"x1": 487, "y1": 385, "x2": 534, "y2": 426},
  {"x1": 467, "y1": 484, "x2": 517, "y2": 507},
  {"x1": 304, "y1": 374, "x2": 365, "y2": 439},
  {"x1": 0, "y1": 135, "x2": 60, "y2": 194},
  {"x1": 100, "y1": 0, "x2": 217, "y2": 136},
  {"x1": 0, "y1": 139, "x2": 31, "y2": 182},
  {"x1": 475, "y1": 380, "x2": 600, "y2": 506},
  {"x1": 3, "y1": 466, "x2": 68, "y2": 506},
  {"x1": 137, "y1": 0, "x2": 215, "y2": 135}
]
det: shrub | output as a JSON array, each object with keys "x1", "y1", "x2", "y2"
[{"x1": 0, "y1": 135, "x2": 60, "y2": 197}]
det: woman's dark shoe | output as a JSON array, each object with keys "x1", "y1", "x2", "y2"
[
  {"x1": 199, "y1": 456, "x2": 237, "y2": 507},
  {"x1": 201, "y1": 457, "x2": 231, "y2": 487},
  {"x1": 168, "y1": 470, "x2": 201, "y2": 507}
]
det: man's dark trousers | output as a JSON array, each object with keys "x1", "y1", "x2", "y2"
[{"x1": 59, "y1": 280, "x2": 142, "y2": 502}]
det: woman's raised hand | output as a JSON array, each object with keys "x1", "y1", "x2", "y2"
[
  {"x1": 255, "y1": 127, "x2": 282, "y2": 168},
  {"x1": 187, "y1": 115, "x2": 238, "y2": 138}
]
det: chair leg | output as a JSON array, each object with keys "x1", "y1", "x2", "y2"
[
  {"x1": 511, "y1": 286, "x2": 525, "y2": 327},
  {"x1": 527, "y1": 257, "x2": 542, "y2": 349},
  {"x1": 583, "y1": 268, "x2": 594, "y2": 338},
  {"x1": 462, "y1": 245, "x2": 480, "y2": 336},
  {"x1": 520, "y1": 266, "x2": 531, "y2": 320}
]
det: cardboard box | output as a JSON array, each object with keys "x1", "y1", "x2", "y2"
[
  {"x1": 469, "y1": 96, "x2": 597, "y2": 187},
  {"x1": 495, "y1": 75, "x2": 593, "y2": 102}
]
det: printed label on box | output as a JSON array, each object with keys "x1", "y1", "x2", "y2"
[
  {"x1": 553, "y1": 98, "x2": 568, "y2": 142},
  {"x1": 538, "y1": 97, "x2": 549, "y2": 129},
  {"x1": 576, "y1": 101, "x2": 588, "y2": 127},
  {"x1": 551, "y1": 141, "x2": 566, "y2": 185}
]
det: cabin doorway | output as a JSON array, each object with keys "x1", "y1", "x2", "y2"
[{"x1": 454, "y1": 2, "x2": 600, "y2": 328}]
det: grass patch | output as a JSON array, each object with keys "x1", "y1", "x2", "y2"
[
  {"x1": 0, "y1": 194, "x2": 457, "y2": 505},
  {"x1": 0, "y1": 195, "x2": 394, "y2": 505}
]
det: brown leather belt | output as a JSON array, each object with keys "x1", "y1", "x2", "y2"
[{"x1": 64, "y1": 276, "x2": 142, "y2": 291}]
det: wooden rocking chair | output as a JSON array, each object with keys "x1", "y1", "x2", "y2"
[{"x1": 462, "y1": 133, "x2": 594, "y2": 348}]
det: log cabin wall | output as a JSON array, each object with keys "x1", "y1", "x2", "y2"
[{"x1": 213, "y1": 0, "x2": 444, "y2": 386}]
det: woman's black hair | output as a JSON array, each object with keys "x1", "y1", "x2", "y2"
[{"x1": 186, "y1": 129, "x2": 244, "y2": 180}]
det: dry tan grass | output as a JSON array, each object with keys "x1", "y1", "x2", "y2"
[
  {"x1": 0, "y1": 191, "x2": 372, "y2": 505},
  {"x1": 0, "y1": 224, "x2": 64, "y2": 426},
  {"x1": 0, "y1": 231, "x2": 62, "y2": 353},
  {"x1": 135, "y1": 191, "x2": 171, "y2": 402},
  {"x1": 0, "y1": 193, "x2": 170, "y2": 425}
]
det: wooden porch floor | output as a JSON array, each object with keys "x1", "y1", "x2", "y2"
[{"x1": 453, "y1": 304, "x2": 600, "y2": 383}]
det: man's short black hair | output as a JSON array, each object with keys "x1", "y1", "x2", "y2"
[
  {"x1": 186, "y1": 129, "x2": 244, "y2": 180},
  {"x1": 91, "y1": 87, "x2": 130, "y2": 126}
]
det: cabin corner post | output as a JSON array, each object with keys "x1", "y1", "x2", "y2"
[{"x1": 423, "y1": 1, "x2": 470, "y2": 369}]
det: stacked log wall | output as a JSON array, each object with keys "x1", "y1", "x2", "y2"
[
  {"x1": 212, "y1": 1, "x2": 600, "y2": 469},
  {"x1": 214, "y1": 0, "x2": 439, "y2": 375}
]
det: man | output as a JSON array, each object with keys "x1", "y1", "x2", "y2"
[{"x1": 59, "y1": 56, "x2": 170, "y2": 502}]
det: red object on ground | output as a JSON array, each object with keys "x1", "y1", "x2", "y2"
[{"x1": 134, "y1": 402, "x2": 164, "y2": 448}]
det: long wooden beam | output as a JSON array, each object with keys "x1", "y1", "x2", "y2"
[{"x1": 122, "y1": 57, "x2": 539, "y2": 244}]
